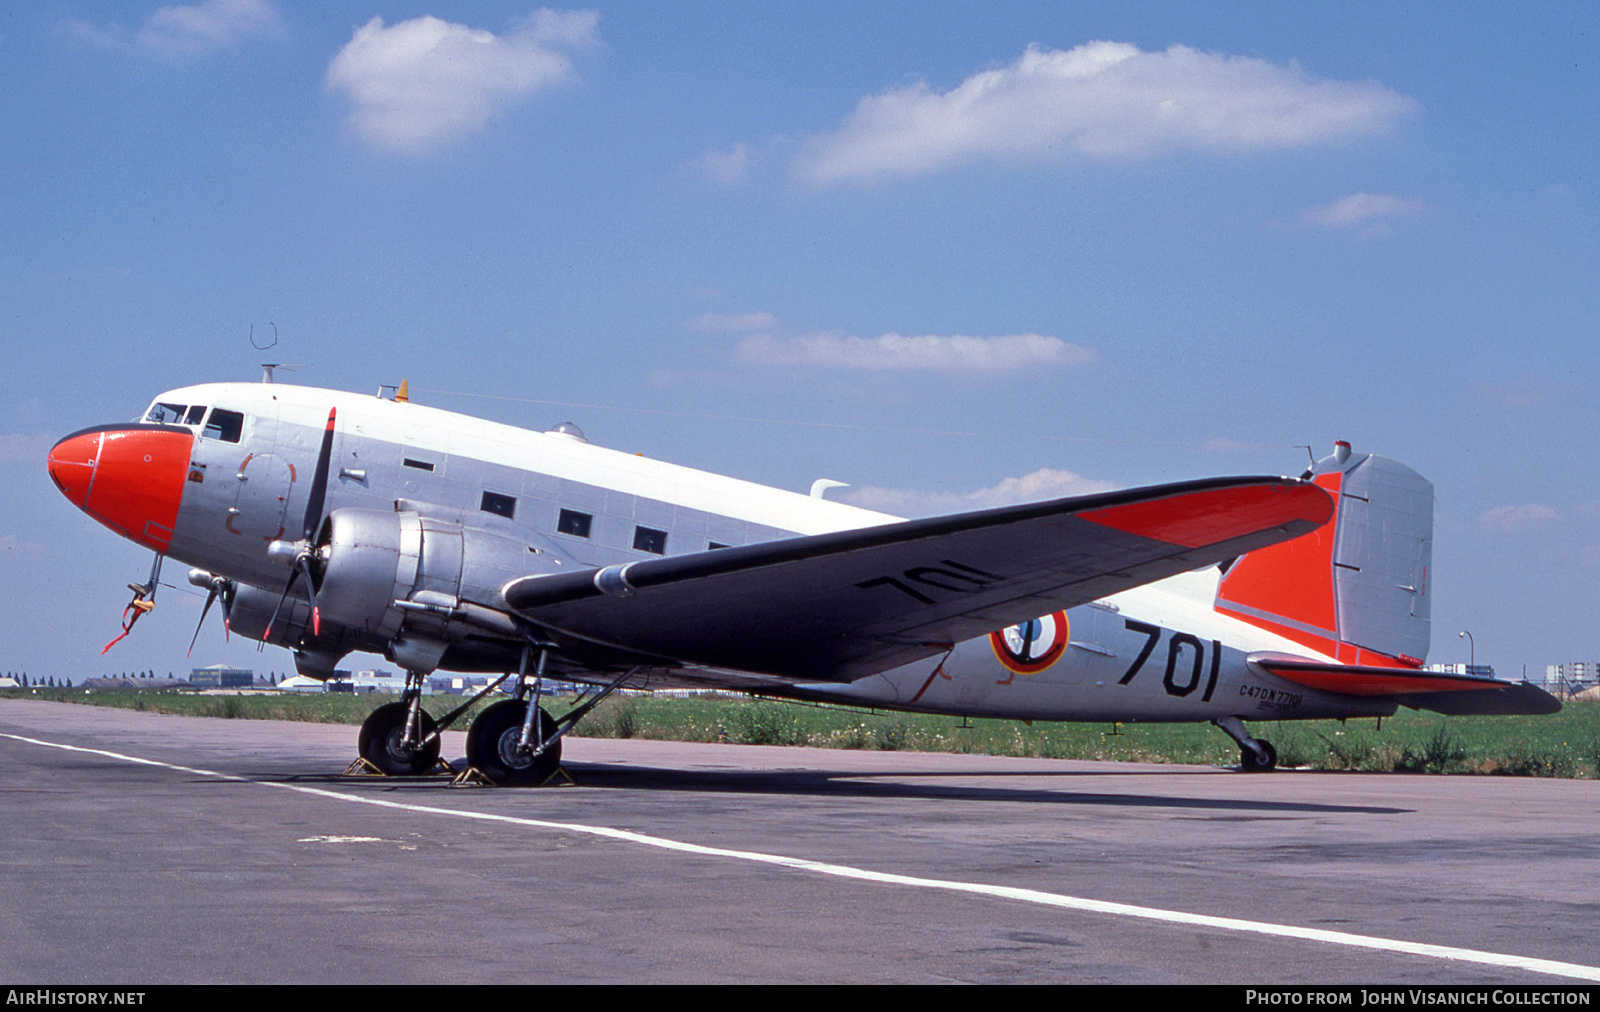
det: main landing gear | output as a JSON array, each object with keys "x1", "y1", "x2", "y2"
[
  {"x1": 353, "y1": 644, "x2": 638, "y2": 786},
  {"x1": 357, "y1": 672, "x2": 442, "y2": 775},
  {"x1": 1214, "y1": 715, "x2": 1278, "y2": 772},
  {"x1": 466, "y1": 700, "x2": 560, "y2": 786},
  {"x1": 458, "y1": 654, "x2": 636, "y2": 785}
]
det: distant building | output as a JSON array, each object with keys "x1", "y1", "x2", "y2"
[
  {"x1": 1545, "y1": 663, "x2": 1600, "y2": 690},
  {"x1": 84, "y1": 676, "x2": 187, "y2": 690},
  {"x1": 426, "y1": 674, "x2": 508, "y2": 696},
  {"x1": 190, "y1": 665, "x2": 253, "y2": 688},
  {"x1": 325, "y1": 670, "x2": 414, "y2": 694},
  {"x1": 1546, "y1": 661, "x2": 1599, "y2": 681},
  {"x1": 1425, "y1": 662, "x2": 1497, "y2": 679}
]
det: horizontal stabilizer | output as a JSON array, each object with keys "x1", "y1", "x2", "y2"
[
  {"x1": 1253, "y1": 653, "x2": 1562, "y2": 715},
  {"x1": 504, "y1": 476, "x2": 1332, "y2": 682}
]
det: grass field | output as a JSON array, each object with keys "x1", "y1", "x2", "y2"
[{"x1": 7, "y1": 685, "x2": 1598, "y2": 777}]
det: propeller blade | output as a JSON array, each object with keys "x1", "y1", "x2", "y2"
[
  {"x1": 298, "y1": 555, "x2": 321, "y2": 637},
  {"x1": 263, "y1": 565, "x2": 301, "y2": 642},
  {"x1": 187, "y1": 585, "x2": 218, "y2": 657},
  {"x1": 301, "y1": 407, "x2": 337, "y2": 543}
]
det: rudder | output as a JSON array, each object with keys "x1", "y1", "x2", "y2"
[{"x1": 1215, "y1": 442, "x2": 1432, "y2": 666}]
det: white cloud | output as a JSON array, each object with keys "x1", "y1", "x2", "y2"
[
  {"x1": 61, "y1": 0, "x2": 279, "y2": 56},
  {"x1": 737, "y1": 331, "x2": 1096, "y2": 373},
  {"x1": 1200, "y1": 437, "x2": 1277, "y2": 454},
  {"x1": 1470, "y1": 374, "x2": 1575, "y2": 408},
  {"x1": 697, "y1": 143, "x2": 753, "y2": 184},
  {"x1": 1480, "y1": 504, "x2": 1561, "y2": 532},
  {"x1": 139, "y1": 0, "x2": 279, "y2": 55},
  {"x1": 0, "y1": 433, "x2": 53, "y2": 466},
  {"x1": 687, "y1": 310, "x2": 779, "y2": 333},
  {"x1": 845, "y1": 468, "x2": 1118, "y2": 517},
  {"x1": 793, "y1": 41, "x2": 1417, "y2": 186},
  {"x1": 694, "y1": 310, "x2": 1097, "y2": 375},
  {"x1": 0, "y1": 535, "x2": 47, "y2": 555},
  {"x1": 326, "y1": 10, "x2": 599, "y2": 155},
  {"x1": 1301, "y1": 192, "x2": 1426, "y2": 229}
]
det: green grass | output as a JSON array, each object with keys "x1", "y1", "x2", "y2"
[
  {"x1": 7, "y1": 686, "x2": 1597, "y2": 776},
  {"x1": 1, "y1": 686, "x2": 499, "y2": 727}
]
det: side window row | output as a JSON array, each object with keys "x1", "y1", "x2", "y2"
[
  {"x1": 477, "y1": 502, "x2": 730, "y2": 555},
  {"x1": 560, "y1": 506, "x2": 667, "y2": 555}
]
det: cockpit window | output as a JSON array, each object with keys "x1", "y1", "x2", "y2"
[
  {"x1": 203, "y1": 408, "x2": 244, "y2": 443},
  {"x1": 184, "y1": 405, "x2": 207, "y2": 425},
  {"x1": 145, "y1": 402, "x2": 187, "y2": 424}
]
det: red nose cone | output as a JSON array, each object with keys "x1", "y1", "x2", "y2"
[
  {"x1": 48, "y1": 426, "x2": 194, "y2": 551},
  {"x1": 47, "y1": 431, "x2": 99, "y2": 508}
]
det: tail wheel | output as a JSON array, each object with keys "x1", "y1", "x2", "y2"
[
  {"x1": 358, "y1": 701, "x2": 441, "y2": 776},
  {"x1": 1240, "y1": 739, "x2": 1278, "y2": 773},
  {"x1": 467, "y1": 700, "x2": 561, "y2": 785}
]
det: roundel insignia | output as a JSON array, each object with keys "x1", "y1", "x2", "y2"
[{"x1": 990, "y1": 612, "x2": 1069, "y2": 675}]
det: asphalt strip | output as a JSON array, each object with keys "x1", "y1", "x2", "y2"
[{"x1": 7, "y1": 730, "x2": 1599, "y2": 984}]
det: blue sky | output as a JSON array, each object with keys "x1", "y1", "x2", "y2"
[{"x1": 2, "y1": 1, "x2": 1596, "y2": 683}]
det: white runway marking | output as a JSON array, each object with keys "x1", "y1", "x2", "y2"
[{"x1": 9, "y1": 730, "x2": 1600, "y2": 983}]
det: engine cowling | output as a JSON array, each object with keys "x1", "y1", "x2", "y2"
[{"x1": 312, "y1": 507, "x2": 543, "y2": 644}]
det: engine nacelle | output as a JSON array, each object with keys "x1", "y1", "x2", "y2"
[
  {"x1": 226, "y1": 583, "x2": 354, "y2": 679},
  {"x1": 229, "y1": 581, "x2": 312, "y2": 647},
  {"x1": 314, "y1": 507, "x2": 540, "y2": 645}
]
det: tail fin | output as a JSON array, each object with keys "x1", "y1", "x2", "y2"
[{"x1": 1215, "y1": 442, "x2": 1432, "y2": 666}]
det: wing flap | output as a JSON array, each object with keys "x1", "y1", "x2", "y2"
[{"x1": 505, "y1": 476, "x2": 1331, "y2": 682}]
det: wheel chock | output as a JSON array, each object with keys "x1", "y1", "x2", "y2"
[
  {"x1": 450, "y1": 766, "x2": 498, "y2": 787},
  {"x1": 448, "y1": 765, "x2": 575, "y2": 788},
  {"x1": 543, "y1": 766, "x2": 577, "y2": 788},
  {"x1": 344, "y1": 756, "x2": 388, "y2": 777}
]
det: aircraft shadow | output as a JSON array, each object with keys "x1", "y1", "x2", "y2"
[{"x1": 274, "y1": 760, "x2": 1409, "y2": 815}]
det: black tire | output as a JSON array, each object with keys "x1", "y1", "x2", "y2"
[
  {"x1": 358, "y1": 701, "x2": 441, "y2": 776},
  {"x1": 1240, "y1": 739, "x2": 1278, "y2": 773},
  {"x1": 466, "y1": 700, "x2": 561, "y2": 786}
]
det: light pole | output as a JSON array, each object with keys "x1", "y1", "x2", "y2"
[{"x1": 1459, "y1": 630, "x2": 1474, "y2": 671}]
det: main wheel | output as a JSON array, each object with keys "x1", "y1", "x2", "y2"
[
  {"x1": 358, "y1": 701, "x2": 441, "y2": 776},
  {"x1": 1240, "y1": 739, "x2": 1278, "y2": 773},
  {"x1": 466, "y1": 700, "x2": 561, "y2": 785}
]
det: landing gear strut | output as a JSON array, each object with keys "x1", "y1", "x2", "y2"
[
  {"x1": 357, "y1": 671, "x2": 441, "y2": 775},
  {"x1": 1214, "y1": 716, "x2": 1277, "y2": 772}
]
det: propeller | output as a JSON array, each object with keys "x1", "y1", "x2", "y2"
[
  {"x1": 264, "y1": 407, "x2": 337, "y2": 642},
  {"x1": 186, "y1": 571, "x2": 235, "y2": 656}
]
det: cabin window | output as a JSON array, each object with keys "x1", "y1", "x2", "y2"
[
  {"x1": 403, "y1": 458, "x2": 435, "y2": 472},
  {"x1": 203, "y1": 408, "x2": 243, "y2": 443},
  {"x1": 557, "y1": 509, "x2": 592, "y2": 538},
  {"x1": 146, "y1": 402, "x2": 186, "y2": 424},
  {"x1": 480, "y1": 491, "x2": 516, "y2": 519},
  {"x1": 633, "y1": 526, "x2": 667, "y2": 555}
]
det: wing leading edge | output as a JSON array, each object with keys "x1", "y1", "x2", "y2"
[{"x1": 503, "y1": 476, "x2": 1332, "y2": 682}]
